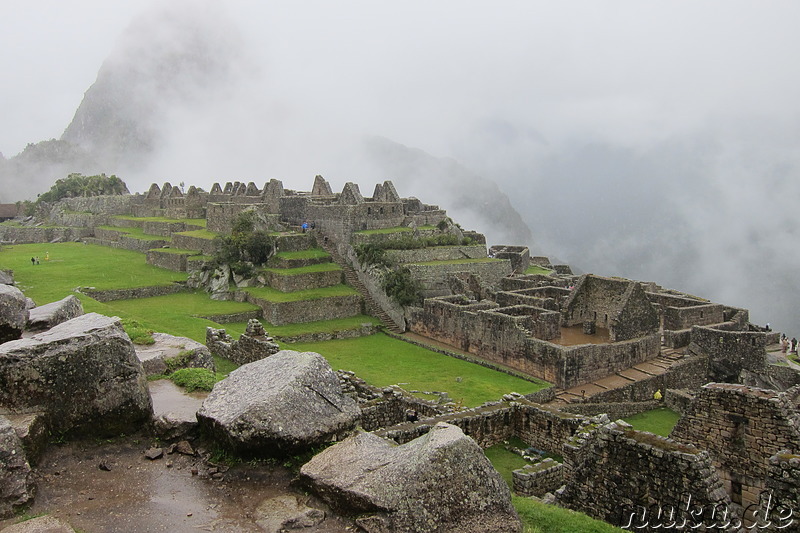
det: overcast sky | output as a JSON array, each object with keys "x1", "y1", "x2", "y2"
[{"x1": 2, "y1": 1, "x2": 800, "y2": 331}]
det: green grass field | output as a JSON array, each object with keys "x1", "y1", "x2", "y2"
[
  {"x1": 106, "y1": 291, "x2": 260, "y2": 342},
  {"x1": 0, "y1": 243, "x2": 187, "y2": 305},
  {"x1": 514, "y1": 497, "x2": 625, "y2": 533},
  {"x1": 111, "y1": 215, "x2": 206, "y2": 227},
  {"x1": 622, "y1": 407, "x2": 681, "y2": 437},
  {"x1": 289, "y1": 333, "x2": 549, "y2": 407},
  {"x1": 524, "y1": 265, "x2": 554, "y2": 276},
  {"x1": 97, "y1": 225, "x2": 170, "y2": 241}
]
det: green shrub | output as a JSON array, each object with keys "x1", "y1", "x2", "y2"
[
  {"x1": 382, "y1": 267, "x2": 422, "y2": 306},
  {"x1": 169, "y1": 368, "x2": 220, "y2": 392},
  {"x1": 121, "y1": 318, "x2": 155, "y2": 345},
  {"x1": 164, "y1": 349, "x2": 196, "y2": 373},
  {"x1": 355, "y1": 243, "x2": 388, "y2": 266}
]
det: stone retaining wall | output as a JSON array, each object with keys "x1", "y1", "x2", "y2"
[
  {"x1": 146, "y1": 250, "x2": 198, "y2": 272},
  {"x1": 583, "y1": 354, "x2": 708, "y2": 403},
  {"x1": 377, "y1": 400, "x2": 586, "y2": 454},
  {"x1": 383, "y1": 245, "x2": 488, "y2": 264},
  {"x1": 172, "y1": 233, "x2": 217, "y2": 255},
  {"x1": 513, "y1": 459, "x2": 565, "y2": 497},
  {"x1": 276, "y1": 323, "x2": 377, "y2": 344},
  {"x1": 560, "y1": 399, "x2": 661, "y2": 419},
  {"x1": 350, "y1": 228, "x2": 439, "y2": 247},
  {"x1": 263, "y1": 269, "x2": 342, "y2": 292},
  {"x1": 557, "y1": 422, "x2": 733, "y2": 532},
  {"x1": 0, "y1": 226, "x2": 93, "y2": 244},
  {"x1": 241, "y1": 292, "x2": 362, "y2": 325},
  {"x1": 83, "y1": 284, "x2": 187, "y2": 303},
  {"x1": 407, "y1": 260, "x2": 512, "y2": 295}
]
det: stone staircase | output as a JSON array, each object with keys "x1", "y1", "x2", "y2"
[
  {"x1": 547, "y1": 346, "x2": 687, "y2": 405},
  {"x1": 317, "y1": 233, "x2": 405, "y2": 334}
]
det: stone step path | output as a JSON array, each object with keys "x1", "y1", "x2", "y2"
[
  {"x1": 317, "y1": 233, "x2": 405, "y2": 334},
  {"x1": 547, "y1": 346, "x2": 687, "y2": 406}
]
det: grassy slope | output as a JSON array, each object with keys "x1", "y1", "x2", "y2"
[
  {"x1": 289, "y1": 333, "x2": 549, "y2": 407},
  {"x1": 524, "y1": 265, "x2": 554, "y2": 276},
  {"x1": 514, "y1": 498, "x2": 625, "y2": 533}
]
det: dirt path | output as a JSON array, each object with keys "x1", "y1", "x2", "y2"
[{"x1": 0, "y1": 436, "x2": 356, "y2": 533}]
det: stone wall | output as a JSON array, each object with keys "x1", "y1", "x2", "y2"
[
  {"x1": 513, "y1": 458, "x2": 565, "y2": 497},
  {"x1": 0, "y1": 226, "x2": 93, "y2": 244},
  {"x1": 350, "y1": 228, "x2": 441, "y2": 247},
  {"x1": 410, "y1": 295, "x2": 659, "y2": 389},
  {"x1": 383, "y1": 245, "x2": 488, "y2": 264},
  {"x1": 376, "y1": 400, "x2": 586, "y2": 455},
  {"x1": 146, "y1": 249, "x2": 198, "y2": 272},
  {"x1": 276, "y1": 323, "x2": 377, "y2": 344},
  {"x1": 663, "y1": 303, "x2": 726, "y2": 330},
  {"x1": 406, "y1": 260, "x2": 512, "y2": 296},
  {"x1": 171, "y1": 233, "x2": 217, "y2": 255},
  {"x1": 205, "y1": 321, "x2": 280, "y2": 365},
  {"x1": 82, "y1": 284, "x2": 187, "y2": 303},
  {"x1": 560, "y1": 399, "x2": 661, "y2": 419},
  {"x1": 584, "y1": 354, "x2": 708, "y2": 403},
  {"x1": 765, "y1": 451, "x2": 800, "y2": 527},
  {"x1": 557, "y1": 421, "x2": 734, "y2": 532},
  {"x1": 689, "y1": 325, "x2": 767, "y2": 383},
  {"x1": 263, "y1": 268, "x2": 342, "y2": 292},
  {"x1": 671, "y1": 384, "x2": 800, "y2": 510},
  {"x1": 241, "y1": 292, "x2": 362, "y2": 326},
  {"x1": 57, "y1": 195, "x2": 136, "y2": 215}
]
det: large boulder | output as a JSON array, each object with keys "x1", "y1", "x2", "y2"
[
  {"x1": 300, "y1": 422, "x2": 522, "y2": 533},
  {"x1": 135, "y1": 332, "x2": 215, "y2": 375},
  {"x1": 197, "y1": 350, "x2": 360, "y2": 455},
  {"x1": 26, "y1": 294, "x2": 84, "y2": 331},
  {"x1": 0, "y1": 415, "x2": 35, "y2": 519},
  {"x1": 0, "y1": 313, "x2": 153, "y2": 436},
  {"x1": 0, "y1": 284, "x2": 28, "y2": 343},
  {"x1": 0, "y1": 270, "x2": 13, "y2": 286}
]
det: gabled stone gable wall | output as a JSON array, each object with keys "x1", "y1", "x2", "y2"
[
  {"x1": 612, "y1": 283, "x2": 661, "y2": 341},
  {"x1": 557, "y1": 422, "x2": 733, "y2": 532},
  {"x1": 689, "y1": 325, "x2": 767, "y2": 383},
  {"x1": 670, "y1": 384, "x2": 800, "y2": 510}
]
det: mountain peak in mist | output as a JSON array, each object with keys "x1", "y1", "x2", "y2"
[{"x1": 61, "y1": 2, "x2": 242, "y2": 170}]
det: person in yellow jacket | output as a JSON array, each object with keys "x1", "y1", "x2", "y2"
[{"x1": 653, "y1": 389, "x2": 663, "y2": 401}]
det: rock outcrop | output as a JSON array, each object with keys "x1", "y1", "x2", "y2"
[
  {"x1": 0, "y1": 284, "x2": 28, "y2": 343},
  {"x1": 0, "y1": 313, "x2": 153, "y2": 436},
  {"x1": 0, "y1": 415, "x2": 35, "y2": 519},
  {"x1": 135, "y1": 332, "x2": 215, "y2": 376},
  {"x1": 0, "y1": 514, "x2": 75, "y2": 532},
  {"x1": 197, "y1": 350, "x2": 360, "y2": 455},
  {"x1": 300, "y1": 422, "x2": 522, "y2": 533},
  {"x1": 26, "y1": 294, "x2": 84, "y2": 331},
  {"x1": 0, "y1": 270, "x2": 13, "y2": 286}
]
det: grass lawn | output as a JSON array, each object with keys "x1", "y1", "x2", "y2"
[
  {"x1": 222, "y1": 315, "x2": 380, "y2": 339},
  {"x1": 97, "y1": 225, "x2": 170, "y2": 241},
  {"x1": 106, "y1": 291, "x2": 260, "y2": 343},
  {"x1": 484, "y1": 436, "x2": 534, "y2": 487},
  {"x1": 0, "y1": 243, "x2": 187, "y2": 306},
  {"x1": 524, "y1": 265, "x2": 554, "y2": 276},
  {"x1": 622, "y1": 407, "x2": 681, "y2": 437},
  {"x1": 111, "y1": 215, "x2": 206, "y2": 227},
  {"x1": 242, "y1": 284, "x2": 358, "y2": 303},
  {"x1": 513, "y1": 497, "x2": 625, "y2": 533},
  {"x1": 289, "y1": 333, "x2": 549, "y2": 407}
]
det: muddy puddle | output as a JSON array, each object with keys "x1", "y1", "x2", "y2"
[
  {"x1": 148, "y1": 379, "x2": 207, "y2": 421},
  {"x1": 0, "y1": 436, "x2": 356, "y2": 533}
]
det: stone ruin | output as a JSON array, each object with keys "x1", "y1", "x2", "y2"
[{"x1": 205, "y1": 318, "x2": 280, "y2": 365}]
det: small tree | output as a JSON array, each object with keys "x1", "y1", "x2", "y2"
[{"x1": 382, "y1": 267, "x2": 422, "y2": 307}]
